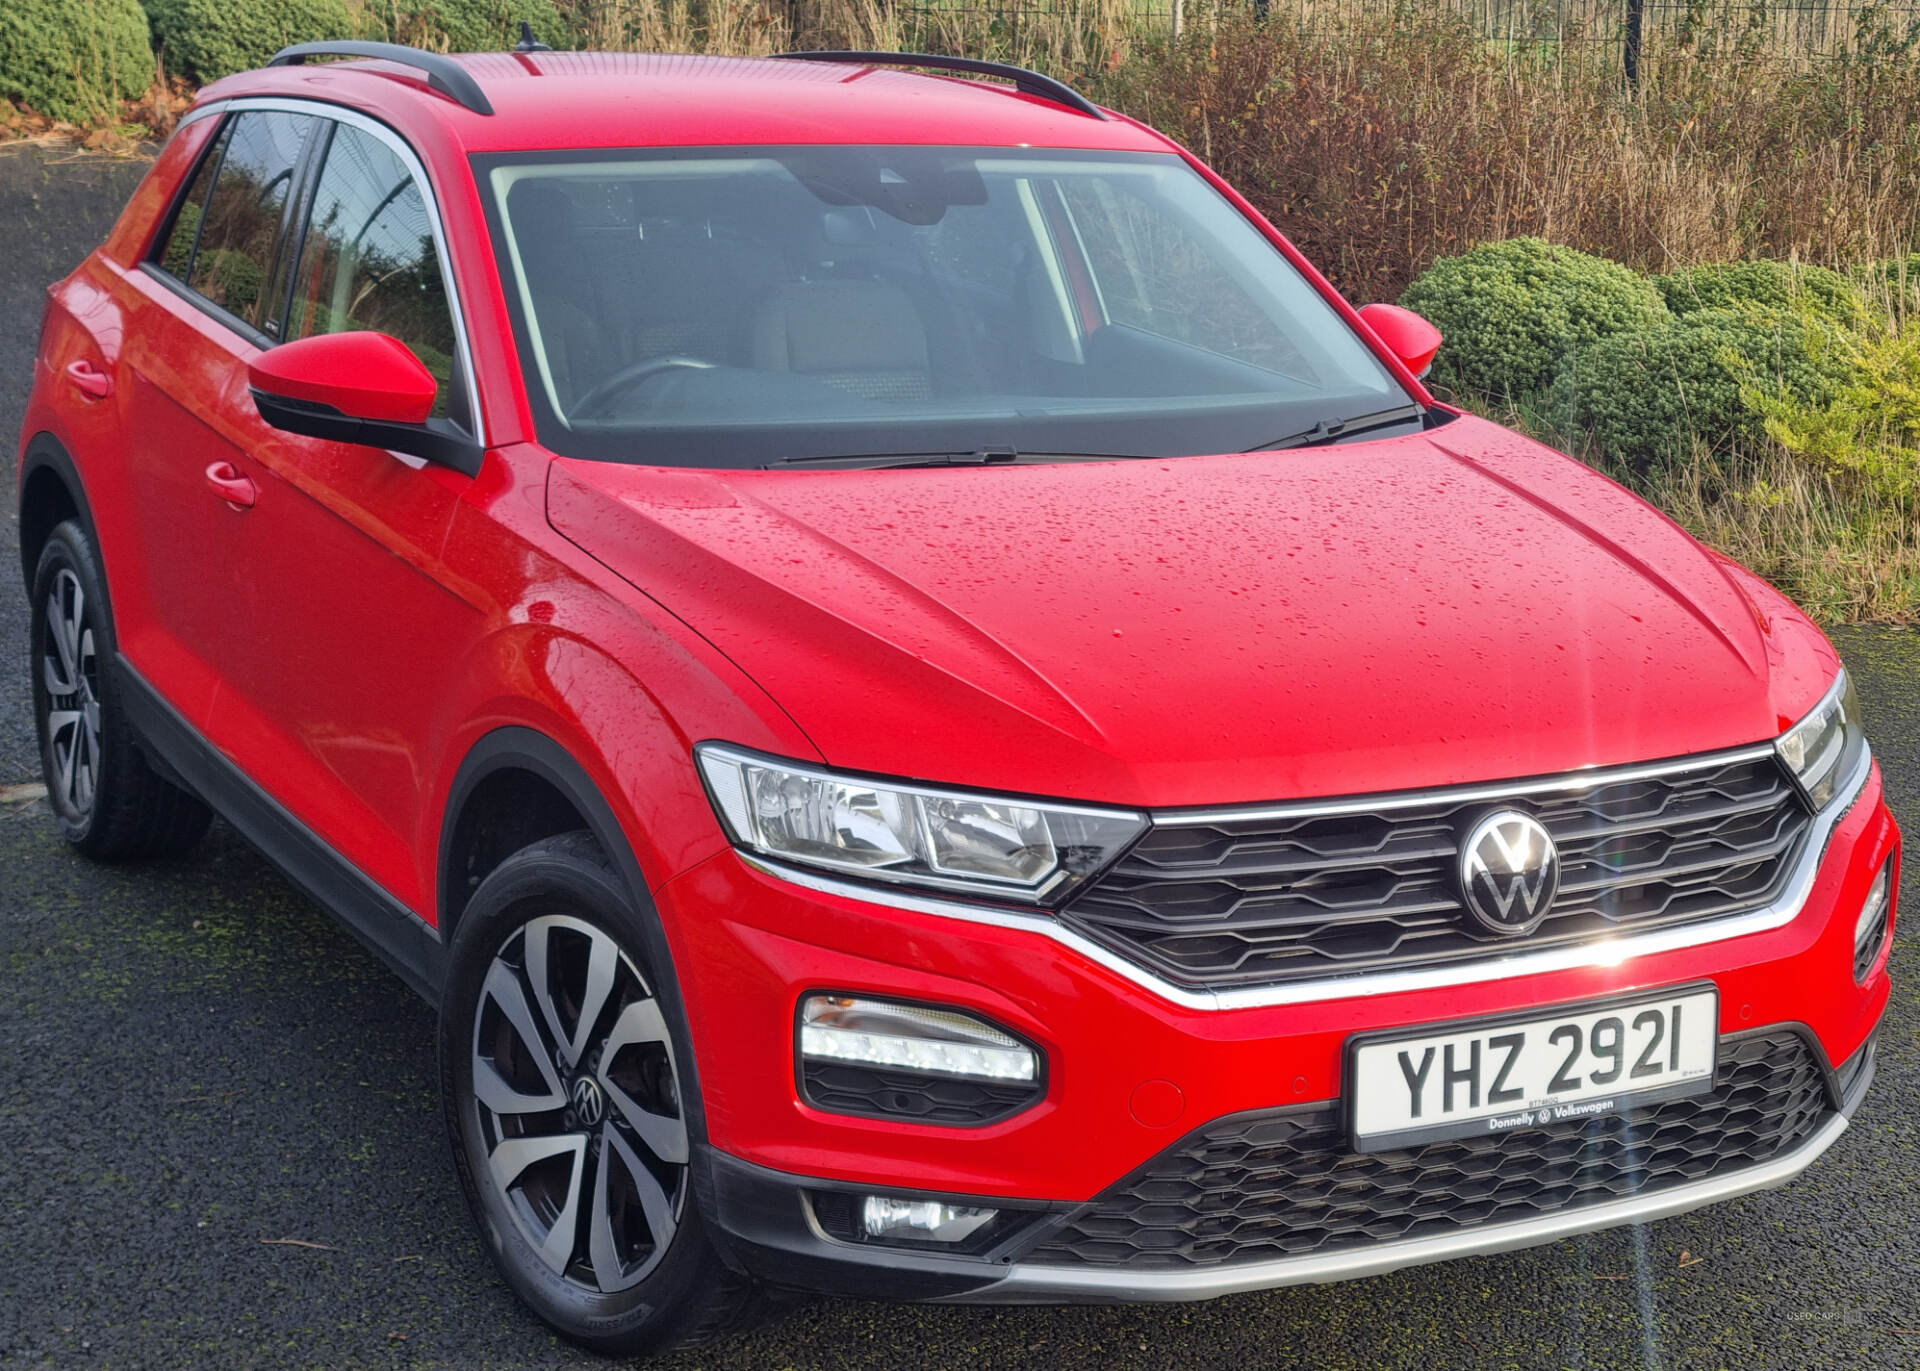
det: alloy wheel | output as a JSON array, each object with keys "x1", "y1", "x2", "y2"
[
  {"x1": 41, "y1": 568, "x2": 101, "y2": 818},
  {"x1": 470, "y1": 913, "x2": 689, "y2": 1293}
]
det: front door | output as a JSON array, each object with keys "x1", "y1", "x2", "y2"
[{"x1": 204, "y1": 114, "x2": 487, "y2": 914}]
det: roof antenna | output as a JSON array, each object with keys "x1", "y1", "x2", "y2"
[{"x1": 513, "y1": 20, "x2": 551, "y2": 52}]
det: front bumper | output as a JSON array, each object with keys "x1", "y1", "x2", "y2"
[
  {"x1": 698, "y1": 1028, "x2": 1876, "y2": 1302},
  {"x1": 658, "y1": 759, "x2": 1897, "y2": 1302}
]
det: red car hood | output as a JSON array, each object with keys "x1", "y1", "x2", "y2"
[{"x1": 547, "y1": 414, "x2": 1834, "y2": 807}]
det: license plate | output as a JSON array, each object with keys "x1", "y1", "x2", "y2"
[{"x1": 1348, "y1": 987, "x2": 1719, "y2": 1153}]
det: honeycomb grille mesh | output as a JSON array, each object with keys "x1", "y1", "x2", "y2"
[
  {"x1": 1067, "y1": 754, "x2": 1810, "y2": 989},
  {"x1": 1021, "y1": 1031, "x2": 1831, "y2": 1270}
]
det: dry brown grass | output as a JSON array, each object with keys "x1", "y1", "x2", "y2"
[
  {"x1": 548, "y1": 0, "x2": 1147, "y2": 70},
  {"x1": 1093, "y1": 1, "x2": 1920, "y2": 301}
]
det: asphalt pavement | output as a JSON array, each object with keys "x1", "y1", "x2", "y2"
[{"x1": 0, "y1": 142, "x2": 1915, "y2": 1371}]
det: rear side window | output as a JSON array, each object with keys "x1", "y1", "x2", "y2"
[
  {"x1": 156, "y1": 119, "x2": 230, "y2": 280},
  {"x1": 169, "y1": 111, "x2": 317, "y2": 332},
  {"x1": 287, "y1": 123, "x2": 462, "y2": 421}
]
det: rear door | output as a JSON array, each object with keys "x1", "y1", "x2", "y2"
[
  {"x1": 204, "y1": 111, "x2": 487, "y2": 912},
  {"x1": 117, "y1": 109, "x2": 319, "y2": 725}
]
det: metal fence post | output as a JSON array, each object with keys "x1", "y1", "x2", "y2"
[{"x1": 1624, "y1": 0, "x2": 1645, "y2": 88}]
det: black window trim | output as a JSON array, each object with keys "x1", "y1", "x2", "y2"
[
  {"x1": 142, "y1": 95, "x2": 486, "y2": 446},
  {"x1": 259, "y1": 118, "x2": 334, "y2": 342}
]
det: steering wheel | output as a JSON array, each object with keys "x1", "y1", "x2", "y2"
[{"x1": 570, "y1": 356, "x2": 719, "y2": 422}]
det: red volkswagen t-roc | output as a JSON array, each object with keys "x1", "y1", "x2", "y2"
[{"x1": 17, "y1": 41, "x2": 1898, "y2": 1356}]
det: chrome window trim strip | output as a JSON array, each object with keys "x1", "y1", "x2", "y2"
[
  {"x1": 738, "y1": 741, "x2": 1873, "y2": 1011},
  {"x1": 942, "y1": 1111, "x2": 1849, "y2": 1303},
  {"x1": 214, "y1": 95, "x2": 488, "y2": 446}
]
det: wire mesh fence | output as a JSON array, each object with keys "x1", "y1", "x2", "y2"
[{"x1": 885, "y1": 0, "x2": 1920, "y2": 64}]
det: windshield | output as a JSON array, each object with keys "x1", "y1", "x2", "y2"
[{"x1": 478, "y1": 146, "x2": 1414, "y2": 466}]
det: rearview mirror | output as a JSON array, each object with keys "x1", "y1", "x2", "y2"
[
  {"x1": 248, "y1": 332, "x2": 482, "y2": 476},
  {"x1": 1356, "y1": 303, "x2": 1443, "y2": 380}
]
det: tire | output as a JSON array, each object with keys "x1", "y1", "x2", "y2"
[
  {"x1": 440, "y1": 831, "x2": 756, "y2": 1357},
  {"x1": 29, "y1": 519, "x2": 212, "y2": 860}
]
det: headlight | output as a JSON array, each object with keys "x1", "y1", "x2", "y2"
[
  {"x1": 695, "y1": 743, "x2": 1146, "y2": 902},
  {"x1": 1776, "y1": 669, "x2": 1867, "y2": 810}
]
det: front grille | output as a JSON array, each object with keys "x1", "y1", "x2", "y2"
[
  {"x1": 1068, "y1": 752, "x2": 1810, "y2": 989},
  {"x1": 1020, "y1": 1030, "x2": 1831, "y2": 1270}
]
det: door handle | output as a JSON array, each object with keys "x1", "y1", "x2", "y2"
[
  {"x1": 204, "y1": 461, "x2": 256, "y2": 509},
  {"x1": 64, "y1": 359, "x2": 112, "y2": 400}
]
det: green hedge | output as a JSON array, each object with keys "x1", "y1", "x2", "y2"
[
  {"x1": 0, "y1": 0, "x2": 150, "y2": 123},
  {"x1": 1653, "y1": 260, "x2": 1871, "y2": 331},
  {"x1": 1399, "y1": 237, "x2": 1670, "y2": 398},
  {"x1": 1562, "y1": 304, "x2": 1858, "y2": 467},
  {"x1": 147, "y1": 0, "x2": 356, "y2": 83}
]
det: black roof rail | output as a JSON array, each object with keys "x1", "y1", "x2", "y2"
[
  {"x1": 775, "y1": 50, "x2": 1107, "y2": 120},
  {"x1": 268, "y1": 40, "x2": 494, "y2": 116}
]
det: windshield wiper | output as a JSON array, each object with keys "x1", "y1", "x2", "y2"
[
  {"x1": 1248, "y1": 405, "x2": 1428, "y2": 452},
  {"x1": 766, "y1": 447, "x2": 1151, "y2": 471}
]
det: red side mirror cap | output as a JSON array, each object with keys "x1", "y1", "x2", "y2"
[
  {"x1": 1356, "y1": 302, "x2": 1443, "y2": 380},
  {"x1": 248, "y1": 331, "x2": 438, "y2": 426}
]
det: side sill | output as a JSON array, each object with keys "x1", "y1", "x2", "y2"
[{"x1": 116, "y1": 655, "x2": 446, "y2": 1006}]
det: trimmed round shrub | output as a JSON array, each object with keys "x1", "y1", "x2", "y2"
[
  {"x1": 375, "y1": 0, "x2": 569, "y2": 51},
  {"x1": 1398, "y1": 237, "x2": 1670, "y2": 399},
  {"x1": 1563, "y1": 304, "x2": 1859, "y2": 468},
  {"x1": 1654, "y1": 260, "x2": 1872, "y2": 332},
  {"x1": 146, "y1": 0, "x2": 356, "y2": 83},
  {"x1": 0, "y1": 0, "x2": 151, "y2": 123}
]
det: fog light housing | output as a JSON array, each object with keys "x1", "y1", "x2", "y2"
[
  {"x1": 1854, "y1": 860, "x2": 1894, "y2": 983},
  {"x1": 861, "y1": 1196, "x2": 999, "y2": 1244},
  {"x1": 797, "y1": 994, "x2": 1046, "y2": 1125},
  {"x1": 806, "y1": 1188, "x2": 1013, "y2": 1252}
]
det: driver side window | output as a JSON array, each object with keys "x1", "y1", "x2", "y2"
[{"x1": 287, "y1": 123, "x2": 465, "y2": 425}]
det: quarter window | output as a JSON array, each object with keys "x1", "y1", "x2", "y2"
[
  {"x1": 179, "y1": 111, "x2": 317, "y2": 331},
  {"x1": 287, "y1": 124, "x2": 462, "y2": 422},
  {"x1": 155, "y1": 119, "x2": 230, "y2": 280}
]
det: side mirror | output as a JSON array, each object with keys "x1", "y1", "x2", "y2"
[
  {"x1": 1356, "y1": 302, "x2": 1443, "y2": 380},
  {"x1": 248, "y1": 332, "x2": 481, "y2": 476}
]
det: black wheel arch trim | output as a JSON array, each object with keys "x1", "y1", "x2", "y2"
[
  {"x1": 18, "y1": 432, "x2": 102, "y2": 590},
  {"x1": 438, "y1": 725, "x2": 713, "y2": 1152}
]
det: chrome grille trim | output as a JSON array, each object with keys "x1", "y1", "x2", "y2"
[
  {"x1": 1150, "y1": 743, "x2": 1779, "y2": 826},
  {"x1": 737, "y1": 741, "x2": 1872, "y2": 1011}
]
